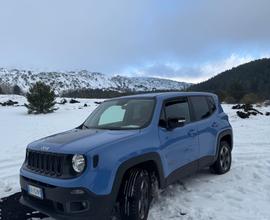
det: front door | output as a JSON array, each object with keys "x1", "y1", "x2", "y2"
[{"x1": 158, "y1": 97, "x2": 199, "y2": 176}]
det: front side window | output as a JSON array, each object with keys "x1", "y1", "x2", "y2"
[
  {"x1": 161, "y1": 98, "x2": 191, "y2": 125},
  {"x1": 83, "y1": 98, "x2": 155, "y2": 130},
  {"x1": 166, "y1": 100, "x2": 191, "y2": 122},
  {"x1": 190, "y1": 96, "x2": 211, "y2": 121},
  {"x1": 159, "y1": 108, "x2": 167, "y2": 128}
]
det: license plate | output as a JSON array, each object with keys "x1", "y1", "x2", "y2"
[{"x1": 27, "y1": 185, "x2": 43, "y2": 199}]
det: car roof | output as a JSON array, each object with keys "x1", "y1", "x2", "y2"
[{"x1": 112, "y1": 92, "x2": 216, "y2": 100}]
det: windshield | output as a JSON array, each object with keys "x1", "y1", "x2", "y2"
[{"x1": 83, "y1": 98, "x2": 156, "y2": 130}]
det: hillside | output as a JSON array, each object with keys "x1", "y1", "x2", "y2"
[
  {"x1": 0, "y1": 68, "x2": 191, "y2": 94},
  {"x1": 189, "y1": 58, "x2": 270, "y2": 102}
]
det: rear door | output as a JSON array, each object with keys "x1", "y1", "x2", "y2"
[
  {"x1": 189, "y1": 96, "x2": 218, "y2": 166},
  {"x1": 158, "y1": 97, "x2": 199, "y2": 175}
]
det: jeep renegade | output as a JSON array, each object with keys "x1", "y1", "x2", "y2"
[{"x1": 20, "y1": 92, "x2": 233, "y2": 220}]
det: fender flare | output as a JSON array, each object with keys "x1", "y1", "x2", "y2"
[
  {"x1": 110, "y1": 152, "x2": 165, "y2": 204},
  {"x1": 214, "y1": 129, "x2": 233, "y2": 160}
]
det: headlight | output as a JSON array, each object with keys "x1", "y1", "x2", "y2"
[{"x1": 72, "y1": 154, "x2": 86, "y2": 173}]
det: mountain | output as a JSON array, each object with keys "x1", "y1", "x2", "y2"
[
  {"x1": 189, "y1": 58, "x2": 270, "y2": 102},
  {"x1": 0, "y1": 68, "x2": 191, "y2": 94}
]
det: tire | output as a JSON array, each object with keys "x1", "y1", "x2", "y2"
[
  {"x1": 119, "y1": 169, "x2": 151, "y2": 220},
  {"x1": 210, "y1": 141, "x2": 232, "y2": 174}
]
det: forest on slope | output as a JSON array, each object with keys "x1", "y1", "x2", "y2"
[{"x1": 189, "y1": 58, "x2": 270, "y2": 103}]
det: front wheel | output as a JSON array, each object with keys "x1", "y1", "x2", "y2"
[
  {"x1": 210, "y1": 141, "x2": 232, "y2": 174},
  {"x1": 119, "y1": 169, "x2": 151, "y2": 220}
]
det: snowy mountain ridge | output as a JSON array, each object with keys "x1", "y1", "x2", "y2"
[{"x1": 0, "y1": 68, "x2": 191, "y2": 94}]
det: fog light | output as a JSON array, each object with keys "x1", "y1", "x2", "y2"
[
  {"x1": 70, "y1": 189, "x2": 85, "y2": 195},
  {"x1": 70, "y1": 201, "x2": 89, "y2": 212},
  {"x1": 82, "y1": 201, "x2": 88, "y2": 208}
]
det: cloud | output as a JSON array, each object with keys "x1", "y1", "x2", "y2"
[
  {"x1": 128, "y1": 54, "x2": 270, "y2": 83},
  {"x1": 201, "y1": 54, "x2": 255, "y2": 76},
  {"x1": 0, "y1": 0, "x2": 270, "y2": 82}
]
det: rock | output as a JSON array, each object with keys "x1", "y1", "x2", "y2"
[
  {"x1": 263, "y1": 100, "x2": 270, "y2": 107},
  {"x1": 232, "y1": 104, "x2": 242, "y2": 109},
  {"x1": 58, "y1": 98, "x2": 67, "y2": 105},
  {"x1": 232, "y1": 104, "x2": 253, "y2": 110},
  {"x1": 84, "y1": 103, "x2": 88, "y2": 107},
  {"x1": 233, "y1": 104, "x2": 263, "y2": 118},
  {"x1": 247, "y1": 108, "x2": 263, "y2": 115},
  {"x1": 243, "y1": 104, "x2": 253, "y2": 112},
  {"x1": 249, "y1": 111, "x2": 257, "y2": 116},
  {"x1": 0, "y1": 100, "x2": 19, "y2": 106},
  {"x1": 69, "y1": 99, "x2": 80, "y2": 104},
  {"x1": 94, "y1": 101, "x2": 102, "y2": 105},
  {"x1": 266, "y1": 112, "x2": 270, "y2": 116},
  {"x1": 237, "y1": 111, "x2": 250, "y2": 119}
]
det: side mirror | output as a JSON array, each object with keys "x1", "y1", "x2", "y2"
[{"x1": 167, "y1": 117, "x2": 186, "y2": 129}]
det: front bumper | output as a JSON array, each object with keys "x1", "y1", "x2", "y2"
[{"x1": 20, "y1": 175, "x2": 113, "y2": 220}]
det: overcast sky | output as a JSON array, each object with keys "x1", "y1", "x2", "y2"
[{"x1": 0, "y1": 0, "x2": 270, "y2": 83}]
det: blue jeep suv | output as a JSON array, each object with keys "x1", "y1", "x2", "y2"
[{"x1": 20, "y1": 92, "x2": 233, "y2": 220}]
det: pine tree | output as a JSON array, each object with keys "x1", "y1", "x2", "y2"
[
  {"x1": 13, "y1": 85, "x2": 22, "y2": 95},
  {"x1": 25, "y1": 82, "x2": 56, "y2": 114}
]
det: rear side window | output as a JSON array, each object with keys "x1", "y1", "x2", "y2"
[
  {"x1": 207, "y1": 96, "x2": 216, "y2": 113},
  {"x1": 189, "y1": 96, "x2": 211, "y2": 121}
]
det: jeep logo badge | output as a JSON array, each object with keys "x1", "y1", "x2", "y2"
[{"x1": 40, "y1": 146, "x2": 50, "y2": 151}]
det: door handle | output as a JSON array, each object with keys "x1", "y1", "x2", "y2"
[
  {"x1": 212, "y1": 122, "x2": 219, "y2": 128},
  {"x1": 188, "y1": 129, "x2": 197, "y2": 137}
]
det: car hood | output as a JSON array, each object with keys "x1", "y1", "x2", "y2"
[{"x1": 28, "y1": 129, "x2": 140, "y2": 154}]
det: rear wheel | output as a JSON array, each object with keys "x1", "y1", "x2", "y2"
[
  {"x1": 211, "y1": 141, "x2": 232, "y2": 174},
  {"x1": 119, "y1": 169, "x2": 151, "y2": 220}
]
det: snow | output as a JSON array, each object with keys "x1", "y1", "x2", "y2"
[
  {"x1": 149, "y1": 105, "x2": 270, "y2": 220},
  {"x1": 0, "y1": 95, "x2": 102, "y2": 197},
  {"x1": 0, "y1": 68, "x2": 191, "y2": 93},
  {"x1": 1, "y1": 95, "x2": 270, "y2": 219}
]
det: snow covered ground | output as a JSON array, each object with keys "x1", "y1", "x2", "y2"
[
  {"x1": 150, "y1": 104, "x2": 270, "y2": 220},
  {"x1": 0, "y1": 95, "x2": 270, "y2": 220},
  {"x1": 0, "y1": 95, "x2": 102, "y2": 198}
]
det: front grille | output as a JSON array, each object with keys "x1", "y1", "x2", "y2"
[{"x1": 26, "y1": 150, "x2": 65, "y2": 177}]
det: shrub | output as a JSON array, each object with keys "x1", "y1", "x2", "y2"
[
  {"x1": 25, "y1": 82, "x2": 56, "y2": 114},
  {"x1": 224, "y1": 96, "x2": 237, "y2": 104},
  {"x1": 0, "y1": 84, "x2": 12, "y2": 94},
  {"x1": 241, "y1": 93, "x2": 260, "y2": 104}
]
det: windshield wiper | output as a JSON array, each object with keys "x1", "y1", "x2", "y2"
[
  {"x1": 82, "y1": 124, "x2": 90, "y2": 129},
  {"x1": 82, "y1": 125, "x2": 139, "y2": 130},
  {"x1": 97, "y1": 126, "x2": 121, "y2": 130},
  {"x1": 82, "y1": 125, "x2": 117, "y2": 130}
]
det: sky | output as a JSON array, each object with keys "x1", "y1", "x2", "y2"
[{"x1": 0, "y1": 0, "x2": 270, "y2": 83}]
